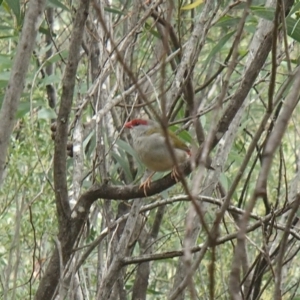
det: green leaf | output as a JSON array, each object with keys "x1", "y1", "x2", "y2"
[
  {"x1": 0, "y1": 25, "x2": 14, "y2": 30},
  {"x1": 16, "y1": 101, "x2": 30, "y2": 118},
  {"x1": 111, "y1": 151, "x2": 133, "y2": 181},
  {"x1": 5, "y1": 0, "x2": 20, "y2": 24},
  {"x1": 219, "y1": 173, "x2": 228, "y2": 191},
  {"x1": 144, "y1": 22, "x2": 160, "y2": 39},
  {"x1": 0, "y1": 35, "x2": 16, "y2": 39},
  {"x1": 200, "y1": 115, "x2": 206, "y2": 127},
  {"x1": 116, "y1": 139, "x2": 143, "y2": 176},
  {"x1": 169, "y1": 125, "x2": 193, "y2": 144},
  {"x1": 286, "y1": 17, "x2": 300, "y2": 43},
  {"x1": 83, "y1": 131, "x2": 96, "y2": 158},
  {"x1": 83, "y1": 131, "x2": 94, "y2": 150},
  {"x1": 116, "y1": 139, "x2": 139, "y2": 159},
  {"x1": 0, "y1": 71, "x2": 10, "y2": 81},
  {"x1": 104, "y1": 7, "x2": 124, "y2": 15},
  {"x1": 37, "y1": 107, "x2": 57, "y2": 119},
  {"x1": 250, "y1": 5, "x2": 300, "y2": 43},
  {"x1": 47, "y1": 0, "x2": 70, "y2": 11},
  {"x1": 181, "y1": 0, "x2": 204, "y2": 11},
  {"x1": 288, "y1": 1, "x2": 300, "y2": 16},
  {"x1": 46, "y1": 50, "x2": 68, "y2": 64},
  {"x1": 39, "y1": 26, "x2": 52, "y2": 36},
  {"x1": 40, "y1": 74, "x2": 61, "y2": 86},
  {"x1": 203, "y1": 31, "x2": 235, "y2": 69},
  {"x1": 146, "y1": 288, "x2": 164, "y2": 295},
  {"x1": 250, "y1": 6, "x2": 275, "y2": 21},
  {"x1": 0, "y1": 55, "x2": 12, "y2": 70},
  {"x1": 215, "y1": 16, "x2": 241, "y2": 28}
]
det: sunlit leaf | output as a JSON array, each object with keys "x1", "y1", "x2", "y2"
[{"x1": 181, "y1": 0, "x2": 204, "y2": 10}]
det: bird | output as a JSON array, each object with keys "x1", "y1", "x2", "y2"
[{"x1": 124, "y1": 118, "x2": 191, "y2": 195}]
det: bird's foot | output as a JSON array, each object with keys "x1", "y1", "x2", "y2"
[
  {"x1": 171, "y1": 167, "x2": 180, "y2": 182},
  {"x1": 139, "y1": 171, "x2": 155, "y2": 196},
  {"x1": 139, "y1": 179, "x2": 151, "y2": 196}
]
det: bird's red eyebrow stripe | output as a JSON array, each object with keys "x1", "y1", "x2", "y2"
[{"x1": 131, "y1": 119, "x2": 148, "y2": 126}]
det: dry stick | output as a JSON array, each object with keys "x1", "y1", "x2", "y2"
[
  {"x1": 280, "y1": 0, "x2": 292, "y2": 73},
  {"x1": 96, "y1": 198, "x2": 145, "y2": 299},
  {"x1": 256, "y1": 71, "x2": 300, "y2": 205},
  {"x1": 91, "y1": 0, "x2": 163, "y2": 122},
  {"x1": 72, "y1": 194, "x2": 300, "y2": 271},
  {"x1": 193, "y1": 2, "x2": 251, "y2": 298},
  {"x1": 156, "y1": 3, "x2": 221, "y2": 298},
  {"x1": 220, "y1": 13, "x2": 298, "y2": 298},
  {"x1": 208, "y1": 23, "x2": 300, "y2": 258},
  {"x1": 267, "y1": 0, "x2": 281, "y2": 113},
  {"x1": 173, "y1": 0, "x2": 255, "y2": 297},
  {"x1": 230, "y1": 66, "x2": 300, "y2": 300},
  {"x1": 28, "y1": 205, "x2": 37, "y2": 299},
  {"x1": 70, "y1": 195, "x2": 298, "y2": 276},
  {"x1": 123, "y1": 199, "x2": 298, "y2": 266},
  {"x1": 168, "y1": 197, "x2": 298, "y2": 300},
  {"x1": 213, "y1": 29, "x2": 272, "y2": 148},
  {"x1": 274, "y1": 195, "x2": 300, "y2": 300}
]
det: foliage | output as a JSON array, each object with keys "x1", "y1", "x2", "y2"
[{"x1": 1, "y1": 0, "x2": 300, "y2": 299}]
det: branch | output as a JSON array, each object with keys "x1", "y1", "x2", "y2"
[
  {"x1": 214, "y1": 0, "x2": 295, "y2": 149},
  {"x1": 0, "y1": 0, "x2": 46, "y2": 185},
  {"x1": 53, "y1": 1, "x2": 89, "y2": 226},
  {"x1": 77, "y1": 162, "x2": 192, "y2": 202},
  {"x1": 34, "y1": 1, "x2": 90, "y2": 299}
]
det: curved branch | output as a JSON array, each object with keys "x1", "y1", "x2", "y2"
[{"x1": 78, "y1": 162, "x2": 192, "y2": 203}]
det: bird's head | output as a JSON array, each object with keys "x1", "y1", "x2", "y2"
[{"x1": 124, "y1": 119, "x2": 160, "y2": 139}]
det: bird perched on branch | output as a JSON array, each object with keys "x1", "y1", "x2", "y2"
[{"x1": 125, "y1": 119, "x2": 191, "y2": 194}]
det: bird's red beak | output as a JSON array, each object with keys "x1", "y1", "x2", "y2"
[{"x1": 124, "y1": 121, "x2": 133, "y2": 129}]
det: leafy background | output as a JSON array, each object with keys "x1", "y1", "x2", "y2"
[{"x1": 1, "y1": 0, "x2": 300, "y2": 299}]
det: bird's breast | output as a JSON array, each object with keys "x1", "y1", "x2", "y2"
[{"x1": 133, "y1": 134, "x2": 188, "y2": 172}]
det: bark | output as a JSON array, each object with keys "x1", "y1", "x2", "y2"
[
  {"x1": 0, "y1": 0, "x2": 46, "y2": 186},
  {"x1": 34, "y1": 0, "x2": 90, "y2": 298}
]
